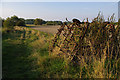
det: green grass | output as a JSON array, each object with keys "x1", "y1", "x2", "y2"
[
  {"x1": 2, "y1": 32, "x2": 33, "y2": 78},
  {"x1": 2, "y1": 26, "x2": 120, "y2": 79},
  {"x1": 2, "y1": 26, "x2": 69, "y2": 78}
]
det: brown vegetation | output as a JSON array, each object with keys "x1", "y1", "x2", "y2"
[{"x1": 49, "y1": 14, "x2": 120, "y2": 78}]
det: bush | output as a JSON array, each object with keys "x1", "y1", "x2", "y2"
[
  {"x1": 34, "y1": 18, "x2": 44, "y2": 25},
  {"x1": 3, "y1": 17, "x2": 14, "y2": 29},
  {"x1": 25, "y1": 19, "x2": 34, "y2": 24},
  {"x1": 10, "y1": 15, "x2": 19, "y2": 26},
  {"x1": 46, "y1": 21, "x2": 62, "y2": 25},
  {"x1": 0, "y1": 17, "x2": 2, "y2": 27},
  {"x1": 16, "y1": 18, "x2": 25, "y2": 26},
  {"x1": 50, "y1": 13, "x2": 120, "y2": 78},
  {"x1": 2, "y1": 19, "x2": 4, "y2": 27},
  {"x1": 3, "y1": 15, "x2": 26, "y2": 29}
]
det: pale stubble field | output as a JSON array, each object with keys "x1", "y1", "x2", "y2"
[{"x1": 28, "y1": 25, "x2": 60, "y2": 34}]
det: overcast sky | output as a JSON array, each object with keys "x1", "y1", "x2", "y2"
[{"x1": 0, "y1": 2, "x2": 118, "y2": 22}]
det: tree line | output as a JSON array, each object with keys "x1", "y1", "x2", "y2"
[
  {"x1": 1, "y1": 15, "x2": 63, "y2": 28},
  {"x1": 1, "y1": 15, "x2": 25, "y2": 29},
  {"x1": 25, "y1": 18, "x2": 62, "y2": 25},
  {"x1": 1, "y1": 15, "x2": 120, "y2": 29}
]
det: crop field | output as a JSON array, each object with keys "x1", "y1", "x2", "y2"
[{"x1": 26, "y1": 24, "x2": 60, "y2": 34}]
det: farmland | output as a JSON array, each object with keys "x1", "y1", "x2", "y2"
[
  {"x1": 26, "y1": 24, "x2": 60, "y2": 34},
  {"x1": 2, "y1": 14, "x2": 120, "y2": 79}
]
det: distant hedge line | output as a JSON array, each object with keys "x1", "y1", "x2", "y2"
[
  {"x1": 1, "y1": 15, "x2": 63, "y2": 29},
  {"x1": 1, "y1": 15, "x2": 120, "y2": 29}
]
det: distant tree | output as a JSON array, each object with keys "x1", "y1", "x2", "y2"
[
  {"x1": 25, "y1": 19, "x2": 34, "y2": 24},
  {"x1": 3, "y1": 17, "x2": 15, "y2": 29},
  {"x1": 16, "y1": 18, "x2": 25, "y2": 26},
  {"x1": 3, "y1": 15, "x2": 26, "y2": 29},
  {"x1": 2, "y1": 19, "x2": 4, "y2": 27},
  {"x1": 46, "y1": 21, "x2": 54, "y2": 25},
  {"x1": 0, "y1": 17, "x2": 3, "y2": 27},
  {"x1": 42, "y1": 20, "x2": 46, "y2": 24},
  {"x1": 56, "y1": 21, "x2": 62, "y2": 25},
  {"x1": 34, "y1": 18, "x2": 44, "y2": 25},
  {"x1": 46, "y1": 21, "x2": 62, "y2": 25},
  {"x1": 10, "y1": 15, "x2": 19, "y2": 26}
]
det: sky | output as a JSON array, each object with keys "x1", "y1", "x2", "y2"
[
  {"x1": 1, "y1": 0, "x2": 120, "y2": 2},
  {"x1": 0, "y1": 2, "x2": 118, "y2": 22},
  {"x1": 119, "y1": 1, "x2": 120, "y2": 19}
]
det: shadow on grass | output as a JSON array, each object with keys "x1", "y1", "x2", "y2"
[{"x1": 2, "y1": 32, "x2": 35, "y2": 78}]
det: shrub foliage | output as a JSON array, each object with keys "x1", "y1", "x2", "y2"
[
  {"x1": 3, "y1": 15, "x2": 25, "y2": 29},
  {"x1": 50, "y1": 13, "x2": 120, "y2": 78}
]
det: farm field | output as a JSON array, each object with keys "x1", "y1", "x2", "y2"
[{"x1": 26, "y1": 24, "x2": 60, "y2": 34}]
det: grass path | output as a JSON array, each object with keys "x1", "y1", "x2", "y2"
[
  {"x1": 2, "y1": 27, "x2": 52, "y2": 78},
  {"x1": 2, "y1": 32, "x2": 34, "y2": 78},
  {"x1": 2, "y1": 27, "x2": 67, "y2": 78}
]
